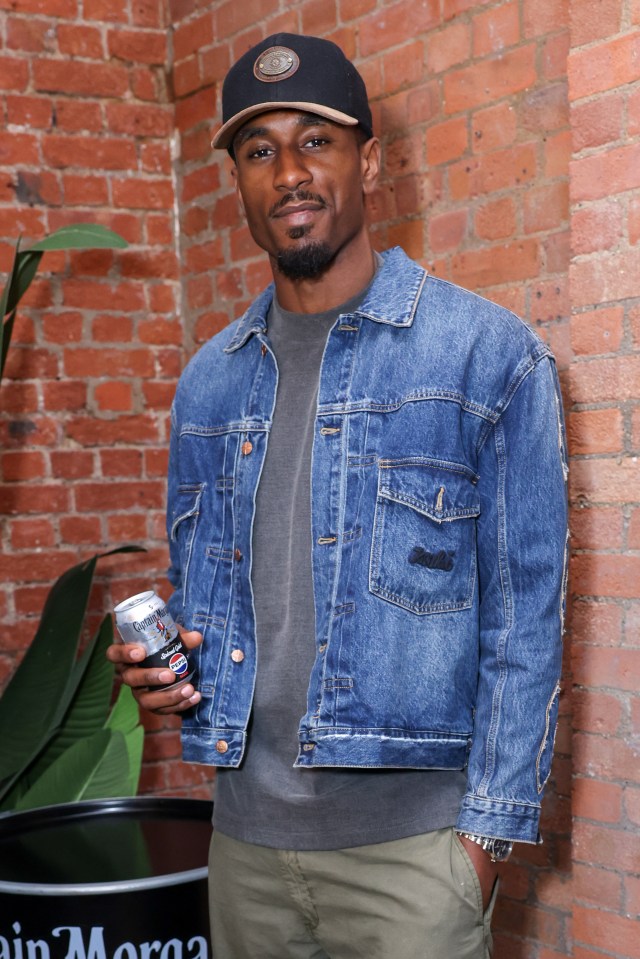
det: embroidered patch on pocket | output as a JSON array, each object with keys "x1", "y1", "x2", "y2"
[{"x1": 408, "y1": 546, "x2": 455, "y2": 571}]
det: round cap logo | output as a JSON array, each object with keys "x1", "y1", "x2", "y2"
[{"x1": 254, "y1": 46, "x2": 300, "y2": 83}]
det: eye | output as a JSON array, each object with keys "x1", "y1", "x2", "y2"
[
  {"x1": 303, "y1": 136, "x2": 329, "y2": 149},
  {"x1": 247, "y1": 145, "x2": 274, "y2": 159}
]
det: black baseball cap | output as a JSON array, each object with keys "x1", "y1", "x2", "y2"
[{"x1": 212, "y1": 32, "x2": 373, "y2": 151}]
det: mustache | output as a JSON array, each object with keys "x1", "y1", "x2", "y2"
[{"x1": 269, "y1": 191, "x2": 327, "y2": 217}]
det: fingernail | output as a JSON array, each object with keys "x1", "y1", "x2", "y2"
[
  {"x1": 130, "y1": 648, "x2": 144, "y2": 661},
  {"x1": 158, "y1": 670, "x2": 174, "y2": 683},
  {"x1": 180, "y1": 684, "x2": 194, "y2": 698}
]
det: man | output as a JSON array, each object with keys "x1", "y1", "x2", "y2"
[{"x1": 109, "y1": 33, "x2": 568, "y2": 959}]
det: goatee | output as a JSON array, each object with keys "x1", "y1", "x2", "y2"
[{"x1": 276, "y1": 239, "x2": 335, "y2": 280}]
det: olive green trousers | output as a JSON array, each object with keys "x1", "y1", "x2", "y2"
[{"x1": 208, "y1": 827, "x2": 497, "y2": 959}]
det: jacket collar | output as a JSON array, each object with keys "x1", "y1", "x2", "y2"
[{"x1": 224, "y1": 247, "x2": 427, "y2": 353}]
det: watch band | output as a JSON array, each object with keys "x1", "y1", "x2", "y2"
[{"x1": 456, "y1": 831, "x2": 513, "y2": 862}]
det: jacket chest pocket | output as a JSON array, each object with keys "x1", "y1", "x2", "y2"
[{"x1": 369, "y1": 460, "x2": 480, "y2": 615}]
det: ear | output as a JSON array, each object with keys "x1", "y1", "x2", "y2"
[{"x1": 360, "y1": 137, "x2": 381, "y2": 196}]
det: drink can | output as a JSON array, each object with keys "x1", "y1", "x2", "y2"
[{"x1": 113, "y1": 590, "x2": 196, "y2": 689}]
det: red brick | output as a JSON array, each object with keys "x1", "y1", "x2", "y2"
[
  {"x1": 57, "y1": 23, "x2": 104, "y2": 59},
  {"x1": 138, "y1": 318, "x2": 182, "y2": 345},
  {"x1": 216, "y1": 0, "x2": 290, "y2": 41},
  {"x1": 0, "y1": 132, "x2": 40, "y2": 166},
  {"x1": 542, "y1": 30, "x2": 570, "y2": 82},
  {"x1": 75, "y1": 481, "x2": 164, "y2": 511},
  {"x1": 1, "y1": 451, "x2": 47, "y2": 482},
  {"x1": 41, "y1": 381, "x2": 87, "y2": 414},
  {"x1": 50, "y1": 451, "x2": 94, "y2": 480},
  {"x1": 450, "y1": 143, "x2": 537, "y2": 199},
  {"x1": 94, "y1": 381, "x2": 133, "y2": 412},
  {"x1": 143, "y1": 382, "x2": 178, "y2": 409},
  {"x1": 571, "y1": 93, "x2": 625, "y2": 153},
  {"x1": 120, "y1": 250, "x2": 178, "y2": 280},
  {"x1": 567, "y1": 409, "x2": 623, "y2": 455},
  {"x1": 524, "y1": 181, "x2": 569, "y2": 234},
  {"x1": 53, "y1": 99, "x2": 103, "y2": 134},
  {"x1": 572, "y1": 689, "x2": 623, "y2": 736},
  {"x1": 59, "y1": 515, "x2": 102, "y2": 545},
  {"x1": 573, "y1": 642, "x2": 640, "y2": 689},
  {"x1": 43, "y1": 135, "x2": 137, "y2": 172},
  {"x1": 573, "y1": 777, "x2": 623, "y2": 823},
  {"x1": 301, "y1": 0, "x2": 337, "y2": 36},
  {"x1": 112, "y1": 178, "x2": 174, "y2": 211},
  {"x1": 62, "y1": 174, "x2": 109, "y2": 207},
  {"x1": 100, "y1": 449, "x2": 143, "y2": 477},
  {"x1": 473, "y1": 3, "x2": 520, "y2": 57},
  {"x1": 65, "y1": 415, "x2": 160, "y2": 446},
  {"x1": 6, "y1": 94, "x2": 52, "y2": 128},
  {"x1": 521, "y1": 83, "x2": 569, "y2": 135},
  {"x1": 569, "y1": 355, "x2": 640, "y2": 404},
  {"x1": 574, "y1": 904, "x2": 640, "y2": 955},
  {"x1": 10, "y1": 518, "x2": 56, "y2": 550},
  {"x1": 63, "y1": 280, "x2": 145, "y2": 312},
  {"x1": 571, "y1": 143, "x2": 640, "y2": 202},
  {"x1": 0, "y1": 486, "x2": 69, "y2": 516},
  {"x1": 33, "y1": 59, "x2": 129, "y2": 98},
  {"x1": 571, "y1": 249, "x2": 640, "y2": 308},
  {"x1": 544, "y1": 129, "x2": 571, "y2": 178},
  {"x1": 444, "y1": 46, "x2": 536, "y2": 114},
  {"x1": 573, "y1": 863, "x2": 622, "y2": 911},
  {"x1": 359, "y1": 0, "x2": 439, "y2": 56},
  {"x1": 0, "y1": 53, "x2": 28, "y2": 89},
  {"x1": 472, "y1": 198, "x2": 516, "y2": 242},
  {"x1": 426, "y1": 117, "x2": 468, "y2": 166},
  {"x1": 92, "y1": 314, "x2": 133, "y2": 342},
  {"x1": 108, "y1": 514, "x2": 149, "y2": 541},
  {"x1": 108, "y1": 28, "x2": 167, "y2": 65},
  {"x1": 428, "y1": 209, "x2": 467, "y2": 253},
  {"x1": 64, "y1": 348, "x2": 154, "y2": 378},
  {"x1": 572, "y1": 199, "x2": 624, "y2": 256},
  {"x1": 570, "y1": 33, "x2": 640, "y2": 101},
  {"x1": 570, "y1": 307, "x2": 624, "y2": 356},
  {"x1": 425, "y1": 21, "x2": 471, "y2": 74},
  {"x1": 522, "y1": 0, "x2": 569, "y2": 36},
  {"x1": 14, "y1": 586, "x2": 53, "y2": 617},
  {"x1": 451, "y1": 239, "x2": 539, "y2": 290},
  {"x1": 106, "y1": 102, "x2": 173, "y2": 138},
  {"x1": 570, "y1": 504, "x2": 623, "y2": 550},
  {"x1": 387, "y1": 220, "x2": 424, "y2": 260}
]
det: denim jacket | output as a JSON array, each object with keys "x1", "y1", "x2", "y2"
[{"x1": 167, "y1": 247, "x2": 568, "y2": 843}]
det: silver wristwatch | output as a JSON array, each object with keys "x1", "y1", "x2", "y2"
[{"x1": 457, "y1": 831, "x2": 513, "y2": 862}]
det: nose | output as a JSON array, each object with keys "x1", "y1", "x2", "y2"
[{"x1": 273, "y1": 147, "x2": 312, "y2": 191}]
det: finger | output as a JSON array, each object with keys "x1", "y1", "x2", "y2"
[
  {"x1": 176, "y1": 628, "x2": 204, "y2": 650},
  {"x1": 137, "y1": 681, "x2": 201, "y2": 714},
  {"x1": 106, "y1": 642, "x2": 147, "y2": 666}
]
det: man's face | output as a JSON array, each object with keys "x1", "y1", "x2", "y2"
[{"x1": 231, "y1": 110, "x2": 379, "y2": 280}]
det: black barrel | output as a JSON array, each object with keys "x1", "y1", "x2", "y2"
[{"x1": 0, "y1": 797, "x2": 213, "y2": 957}]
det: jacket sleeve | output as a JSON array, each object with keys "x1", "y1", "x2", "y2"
[
  {"x1": 165, "y1": 405, "x2": 186, "y2": 626},
  {"x1": 455, "y1": 352, "x2": 568, "y2": 843}
]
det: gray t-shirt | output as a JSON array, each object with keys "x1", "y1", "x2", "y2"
[{"x1": 214, "y1": 279, "x2": 466, "y2": 849}]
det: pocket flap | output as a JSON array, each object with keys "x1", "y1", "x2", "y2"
[
  {"x1": 378, "y1": 459, "x2": 480, "y2": 522},
  {"x1": 170, "y1": 483, "x2": 204, "y2": 541}
]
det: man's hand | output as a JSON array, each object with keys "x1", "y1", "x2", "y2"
[
  {"x1": 107, "y1": 627, "x2": 204, "y2": 715},
  {"x1": 456, "y1": 834, "x2": 499, "y2": 912}
]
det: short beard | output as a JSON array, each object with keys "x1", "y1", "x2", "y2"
[{"x1": 275, "y1": 237, "x2": 335, "y2": 281}]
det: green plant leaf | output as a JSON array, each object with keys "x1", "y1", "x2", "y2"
[
  {"x1": 0, "y1": 546, "x2": 145, "y2": 802},
  {"x1": 14, "y1": 729, "x2": 113, "y2": 810},
  {"x1": 5, "y1": 250, "x2": 44, "y2": 316},
  {"x1": 27, "y1": 223, "x2": 128, "y2": 252},
  {"x1": 1, "y1": 309, "x2": 17, "y2": 383},
  {"x1": 81, "y1": 728, "x2": 135, "y2": 801},
  {"x1": 21, "y1": 615, "x2": 115, "y2": 790},
  {"x1": 106, "y1": 681, "x2": 144, "y2": 795}
]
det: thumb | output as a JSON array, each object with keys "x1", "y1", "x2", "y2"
[{"x1": 177, "y1": 626, "x2": 204, "y2": 650}]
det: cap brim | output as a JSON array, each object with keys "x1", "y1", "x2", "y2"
[{"x1": 212, "y1": 101, "x2": 359, "y2": 149}]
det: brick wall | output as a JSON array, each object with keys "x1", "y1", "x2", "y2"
[{"x1": 1, "y1": 1, "x2": 638, "y2": 955}]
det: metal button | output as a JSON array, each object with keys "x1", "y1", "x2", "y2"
[
  {"x1": 215, "y1": 740, "x2": 228, "y2": 754},
  {"x1": 261, "y1": 344, "x2": 267, "y2": 357},
  {"x1": 234, "y1": 548, "x2": 242, "y2": 561},
  {"x1": 242, "y1": 441, "x2": 253, "y2": 455},
  {"x1": 231, "y1": 649, "x2": 245, "y2": 663},
  {"x1": 302, "y1": 743, "x2": 315, "y2": 751}
]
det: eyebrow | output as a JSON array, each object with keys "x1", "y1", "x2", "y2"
[{"x1": 233, "y1": 114, "x2": 332, "y2": 150}]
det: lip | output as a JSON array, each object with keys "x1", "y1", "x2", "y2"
[{"x1": 271, "y1": 202, "x2": 324, "y2": 224}]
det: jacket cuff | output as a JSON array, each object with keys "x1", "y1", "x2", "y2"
[{"x1": 455, "y1": 794, "x2": 542, "y2": 844}]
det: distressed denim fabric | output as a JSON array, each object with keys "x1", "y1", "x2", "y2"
[{"x1": 167, "y1": 246, "x2": 568, "y2": 843}]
